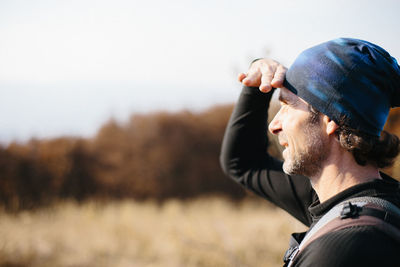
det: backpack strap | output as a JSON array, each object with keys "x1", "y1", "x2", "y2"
[{"x1": 285, "y1": 197, "x2": 400, "y2": 267}]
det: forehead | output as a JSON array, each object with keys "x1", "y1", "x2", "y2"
[{"x1": 279, "y1": 87, "x2": 311, "y2": 109}]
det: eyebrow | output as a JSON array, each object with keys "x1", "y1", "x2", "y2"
[{"x1": 279, "y1": 89, "x2": 299, "y2": 105}]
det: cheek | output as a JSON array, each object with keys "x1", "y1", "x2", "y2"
[
  {"x1": 282, "y1": 116, "x2": 310, "y2": 152},
  {"x1": 287, "y1": 134, "x2": 304, "y2": 155}
]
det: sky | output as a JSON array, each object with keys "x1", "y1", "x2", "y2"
[{"x1": 1, "y1": 0, "x2": 399, "y2": 144}]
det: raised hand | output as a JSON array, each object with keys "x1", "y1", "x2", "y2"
[{"x1": 238, "y1": 59, "x2": 287, "y2": 93}]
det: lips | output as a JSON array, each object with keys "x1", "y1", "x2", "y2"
[{"x1": 278, "y1": 133, "x2": 288, "y2": 148}]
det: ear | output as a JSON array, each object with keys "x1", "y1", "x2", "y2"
[{"x1": 323, "y1": 115, "x2": 339, "y2": 135}]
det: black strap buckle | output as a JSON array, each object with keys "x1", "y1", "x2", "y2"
[
  {"x1": 283, "y1": 246, "x2": 299, "y2": 263},
  {"x1": 340, "y1": 202, "x2": 361, "y2": 219}
]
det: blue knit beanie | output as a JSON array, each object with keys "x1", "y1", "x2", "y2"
[{"x1": 283, "y1": 38, "x2": 400, "y2": 136}]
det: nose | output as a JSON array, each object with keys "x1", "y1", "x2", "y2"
[{"x1": 268, "y1": 110, "x2": 282, "y2": 135}]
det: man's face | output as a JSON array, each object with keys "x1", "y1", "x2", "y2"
[{"x1": 268, "y1": 87, "x2": 328, "y2": 177}]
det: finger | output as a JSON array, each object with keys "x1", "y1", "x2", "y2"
[
  {"x1": 259, "y1": 67, "x2": 274, "y2": 92},
  {"x1": 259, "y1": 84, "x2": 272, "y2": 93},
  {"x1": 271, "y1": 65, "x2": 287, "y2": 87},
  {"x1": 238, "y1": 72, "x2": 247, "y2": 82},
  {"x1": 243, "y1": 71, "x2": 261, "y2": 86}
]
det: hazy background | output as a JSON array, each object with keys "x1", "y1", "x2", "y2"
[{"x1": 1, "y1": 0, "x2": 399, "y2": 144}]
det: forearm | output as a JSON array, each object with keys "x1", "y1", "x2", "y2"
[
  {"x1": 221, "y1": 57, "x2": 287, "y2": 178},
  {"x1": 220, "y1": 86, "x2": 276, "y2": 179}
]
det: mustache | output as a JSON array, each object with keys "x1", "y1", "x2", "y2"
[{"x1": 278, "y1": 134, "x2": 288, "y2": 146}]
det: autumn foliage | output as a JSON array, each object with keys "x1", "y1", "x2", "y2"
[{"x1": 0, "y1": 105, "x2": 247, "y2": 210}]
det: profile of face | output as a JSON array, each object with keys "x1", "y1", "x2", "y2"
[{"x1": 268, "y1": 88, "x2": 329, "y2": 177}]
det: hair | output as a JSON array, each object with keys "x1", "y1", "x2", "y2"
[
  {"x1": 308, "y1": 105, "x2": 400, "y2": 168},
  {"x1": 308, "y1": 105, "x2": 321, "y2": 125}
]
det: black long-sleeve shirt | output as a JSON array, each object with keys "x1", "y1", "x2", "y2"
[{"x1": 220, "y1": 86, "x2": 400, "y2": 266}]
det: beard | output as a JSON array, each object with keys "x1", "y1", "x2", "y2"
[{"x1": 282, "y1": 117, "x2": 328, "y2": 178}]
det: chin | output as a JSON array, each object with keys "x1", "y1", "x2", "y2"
[{"x1": 282, "y1": 160, "x2": 293, "y2": 175}]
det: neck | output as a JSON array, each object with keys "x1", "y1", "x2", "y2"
[{"x1": 309, "y1": 150, "x2": 381, "y2": 203}]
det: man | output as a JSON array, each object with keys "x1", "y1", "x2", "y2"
[{"x1": 220, "y1": 38, "x2": 400, "y2": 266}]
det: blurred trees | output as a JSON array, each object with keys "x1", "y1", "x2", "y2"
[
  {"x1": 0, "y1": 104, "x2": 245, "y2": 210},
  {"x1": 91, "y1": 105, "x2": 245, "y2": 200},
  {"x1": 0, "y1": 138, "x2": 98, "y2": 210}
]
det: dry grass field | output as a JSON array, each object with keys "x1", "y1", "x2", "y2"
[{"x1": 0, "y1": 197, "x2": 306, "y2": 267}]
